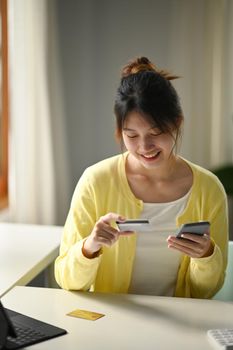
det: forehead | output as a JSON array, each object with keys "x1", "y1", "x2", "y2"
[{"x1": 123, "y1": 111, "x2": 156, "y2": 129}]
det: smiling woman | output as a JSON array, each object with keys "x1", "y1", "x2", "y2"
[
  {"x1": 0, "y1": 0, "x2": 8, "y2": 210},
  {"x1": 55, "y1": 56, "x2": 228, "y2": 299}
]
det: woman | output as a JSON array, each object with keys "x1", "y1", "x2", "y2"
[{"x1": 55, "y1": 57, "x2": 228, "y2": 298}]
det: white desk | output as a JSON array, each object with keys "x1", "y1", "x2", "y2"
[
  {"x1": 0, "y1": 223, "x2": 62, "y2": 297},
  {"x1": 2, "y1": 286, "x2": 233, "y2": 350}
]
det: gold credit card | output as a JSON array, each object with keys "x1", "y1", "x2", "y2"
[{"x1": 67, "y1": 309, "x2": 105, "y2": 321}]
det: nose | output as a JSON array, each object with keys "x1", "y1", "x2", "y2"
[{"x1": 140, "y1": 136, "x2": 155, "y2": 151}]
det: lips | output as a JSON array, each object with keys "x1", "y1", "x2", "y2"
[{"x1": 140, "y1": 151, "x2": 161, "y2": 160}]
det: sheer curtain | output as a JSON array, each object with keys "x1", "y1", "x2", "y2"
[
  {"x1": 170, "y1": 0, "x2": 233, "y2": 169},
  {"x1": 8, "y1": 0, "x2": 70, "y2": 225}
]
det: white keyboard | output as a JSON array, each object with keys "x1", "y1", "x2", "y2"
[{"x1": 207, "y1": 329, "x2": 233, "y2": 349}]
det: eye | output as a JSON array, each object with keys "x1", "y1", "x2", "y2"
[
  {"x1": 126, "y1": 134, "x2": 138, "y2": 139},
  {"x1": 123, "y1": 130, "x2": 138, "y2": 138},
  {"x1": 150, "y1": 129, "x2": 163, "y2": 136}
]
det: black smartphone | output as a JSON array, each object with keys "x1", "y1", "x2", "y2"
[{"x1": 176, "y1": 221, "x2": 210, "y2": 238}]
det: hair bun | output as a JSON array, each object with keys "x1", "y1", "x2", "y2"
[
  {"x1": 121, "y1": 56, "x2": 156, "y2": 77},
  {"x1": 121, "y1": 56, "x2": 179, "y2": 81}
]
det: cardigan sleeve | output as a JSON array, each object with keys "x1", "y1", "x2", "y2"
[
  {"x1": 54, "y1": 170, "x2": 102, "y2": 291},
  {"x1": 175, "y1": 188, "x2": 229, "y2": 298}
]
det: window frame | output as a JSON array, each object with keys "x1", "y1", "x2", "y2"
[{"x1": 0, "y1": 0, "x2": 9, "y2": 210}]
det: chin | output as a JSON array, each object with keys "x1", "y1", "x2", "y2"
[{"x1": 140, "y1": 159, "x2": 163, "y2": 169}]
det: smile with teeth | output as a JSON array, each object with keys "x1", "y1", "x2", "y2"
[{"x1": 141, "y1": 151, "x2": 160, "y2": 159}]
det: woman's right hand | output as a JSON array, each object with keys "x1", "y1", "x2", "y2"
[{"x1": 82, "y1": 212, "x2": 133, "y2": 258}]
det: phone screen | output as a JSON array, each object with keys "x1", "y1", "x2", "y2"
[{"x1": 176, "y1": 221, "x2": 210, "y2": 238}]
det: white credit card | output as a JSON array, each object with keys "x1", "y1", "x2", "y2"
[{"x1": 116, "y1": 219, "x2": 150, "y2": 232}]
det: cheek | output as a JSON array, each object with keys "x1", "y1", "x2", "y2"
[
  {"x1": 123, "y1": 140, "x2": 133, "y2": 150},
  {"x1": 122, "y1": 136, "x2": 133, "y2": 149},
  {"x1": 160, "y1": 135, "x2": 175, "y2": 149}
]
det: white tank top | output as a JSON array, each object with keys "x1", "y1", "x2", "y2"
[{"x1": 129, "y1": 190, "x2": 191, "y2": 296}]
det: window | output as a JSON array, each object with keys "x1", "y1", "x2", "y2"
[{"x1": 0, "y1": 0, "x2": 8, "y2": 209}]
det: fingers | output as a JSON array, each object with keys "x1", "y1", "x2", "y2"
[
  {"x1": 94, "y1": 220, "x2": 119, "y2": 246},
  {"x1": 119, "y1": 231, "x2": 136, "y2": 236},
  {"x1": 100, "y1": 212, "x2": 126, "y2": 225},
  {"x1": 86, "y1": 213, "x2": 136, "y2": 256},
  {"x1": 167, "y1": 233, "x2": 212, "y2": 258},
  {"x1": 92, "y1": 213, "x2": 129, "y2": 249}
]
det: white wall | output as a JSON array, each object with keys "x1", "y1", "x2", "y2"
[
  {"x1": 55, "y1": 0, "x2": 175, "y2": 195},
  {"x1": 54, "y1": 0, "x2": 233, "y2": 211}
]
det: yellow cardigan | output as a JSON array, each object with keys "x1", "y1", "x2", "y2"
[{"x1": 55, "y1": 152, "x2": 229, "y2": 298}]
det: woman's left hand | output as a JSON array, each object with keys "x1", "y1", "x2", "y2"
[{"x1": 167, "y1": 230, "x2": 214, "y2": 258}]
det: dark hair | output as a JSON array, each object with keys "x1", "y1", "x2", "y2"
[{"x1": 114, "y1": 57, "x2": 183, "y2": 147}]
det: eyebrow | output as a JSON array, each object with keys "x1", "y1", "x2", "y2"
[{"x1": 123, "y1": 127, "x2": 159, "y2": 131}]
